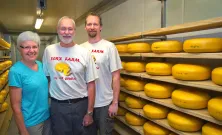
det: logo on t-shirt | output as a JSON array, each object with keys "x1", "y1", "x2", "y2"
[{"x1": 55, "y1": 62, "x2": 72, "y2": 76}]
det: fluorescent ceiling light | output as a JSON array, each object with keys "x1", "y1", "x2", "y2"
[{"x1": 35, "y1": 18, "x2": 44, "y2": 29}]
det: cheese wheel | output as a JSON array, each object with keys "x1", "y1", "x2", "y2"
[
  {"x1": 0, "y1": 89, "x2": 8, "y2": 97},
  {"x1": 143, "y1": 121, "x2": 170, "y2": 135},
  {"x1": 0, "y1": 38, "x2": 10, "y2": 48},
  {"x1": 127, "y1": 42, "x2": 151, "y2": 53},
  {"x1": 146, "y1": 62, "x2": 173, "y2": 75},
  {"x1": 212, "y1": 67, "x2": 222, "y2": 85},
  {"x1": 116, "y1": 44, "x2": 128, "y2": 53},
  {"x1": 172, "y1": 88, "x2": 211, "y2": 109},
  {"x1": 121, "y1": 61, "x2": 126, "y2": 70},
  {"x1": 208, "y1": 96, "x2": 222, "y2": 121},
  {"x1": 125, "y1": 62, "x2": 146, "y2": 73},
  {"x1": 202, "y1": 122, "x2": 222, "y2": 135},
  {"x1": 125, "y1": 78, "x2": 146, "y2": 91},
  {"x1": 143, "y1": 103, "x2": 170, "y2": 119},
  {"x1": 167, "y1": 111, "x2": 204, "y2": 132},
  {"x1": 0, "y1": 102, "x2": 8, "y2": 112},
  {"x1": 0, "y1": 94, "x2": 4, "y2": 104},
  {"x1": 125, "y1": 96, "x2": 146, "y2": 109},
  {"x1": 144, "y1": 82, "x2": 175, "y2": 98},
  {"x1": 119, "y1": 92, "x2": 128, "y2": 101},
  {"x1": 172, "y1": 64, "x2": 211, "y2": 80},
  {"x1": 120, "y1": 77, "x2": 125, "y2": 87},
  {"x1": 183, "y1": 38, "x2": 222, "y2": 53},
  {"x1": 125, "y1": 112, "x2": 146, "y2": 126},
  {"x1": 117, "y1": 107, "x2": 127, "y2": 116},
  {"x1": 152, "y1": 40, "x2": 183, "y2": 53}
]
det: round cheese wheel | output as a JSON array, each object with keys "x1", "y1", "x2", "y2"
[
  {"x1": 151, "y1": 40, "x2": 183, "y2": 53},
  {"x1": 0, "y1": 89, "x2": 7, "y2": 97},
  {"x1": 167, "y1": 111, "x2": 204, "y2": 132},
  {"x1": 117, "y1": 107, "x2": 127, "y2": 116},
  {"x1": 125, "y1": 78, "x2": 146, "y2": 91},
  {"x1": 0, "y1": 94, "x2": 4, "y2": 104},
  {"x1": 172, "y1": 88, "x2": 211, "y2": 109},
  {"x1": 119, "y1": 92, "x2": 128, "y2": 102},
  {"x1": 146, "y1": 62, "x2": 173, "y2": 76},
  {"x1": 0, "y1": 102, "x2": 8, "y2": 112},
  {"x1": 120, "y1": 77, "x2": 125, "y2": 87},
  {"x1": 183, "y1": 38, "x2": 222, "y2": 53},
  {"x1": 125, "y1": 112, "x2": 146, "y2": 126},
  {"x1": 125, "y1": 96, "x2": 147, "y2": 109},
  {"x1": 127, "y1": 42, "x2": 151, "y2": 53},
  {"x1": 212, "y1": 67, "x2": 222, "y2": 85},
  {"x1": 144, "y1": 82, "x2": 175, "y2": 98},
  {"x1": 208, "y1": 96, "x2": 222, "y2": 121},
  {"x1": 143, "y1": 103, "x2": 170, "y2": 119},
  {"x1": 125, "y1": 62, "x2": 146, "y2": 73},
  {"x1": 202, "y1": 122, "x2": 222, "y2": 135},
  {"x1": 121, "y1": 61, "x2": 126, "y2": 70},
  {"x1": 143, "y1": 121, "x2": 170, "y2": 135},
  {"x1": 172, "y1": 64, "x2": 211, "y2": 80},
  {"x1": 116, "y1": 44, "x2": 128, "y2": 53}
]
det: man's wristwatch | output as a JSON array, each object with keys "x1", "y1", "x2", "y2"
[{"x1": 86, "y1": 111, "x2": 93, "y2": 116}]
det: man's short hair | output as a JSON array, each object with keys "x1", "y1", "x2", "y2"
[{"x1": 85, "y1": 12, "x2": 103, "y2": 26}]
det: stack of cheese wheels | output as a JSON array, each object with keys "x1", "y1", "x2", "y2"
[
  {"x1": 125, "y1": 112, "x2": 146, "y2": 126},
  {"x1": 116, "y1": 44, "x2": 128, "y2": 53},
  {"x1": 144, "y1": 82, "x2": 175, "y2": 98},
  {"x1": 120, "y1": 77, "x2": 126, "y2": 87},
  {"x1": 143, "y1": 121, "x2": 170, "y2": 135},
  {"x1": 117, "y1": 107, "x2": 127, "y2": 116},
  {"x1": 151, "y1": 40, "x2": 183, "y2": 53},
  {"x1": 172, "y1": 88, "x2": 211, "y2": 109},
  {"x1": 125, "y1": 62, "x2": 146, "y2": 73},
  {"x1": 146, "y1": 62, "x2": 173, "y2": 75},
  {"x1": 183, "y1": 38, "x2": 222, "y2": 53},
  {"x1": 124, "y1": 78, "x2": 146, "y2": 91},
  {"x1": 121, "y1": 61, "x2": 126, "y2": 70},
  {"x1": 172, "y1": 64, "x2": 211, "y2": 80},
  {"x1": 125, "y1": 96, "x2": 146, "y2": 109},
  {"x1": 167, "y1": 110, "x2": 204, "y2": 132},
  {"x1": 212, "y1": 67, "x2": 222, "y2": 85},
  {"x1": 0, "y1": 102, "x2": 8, "y2": 112},
  {"x1": 0, "y1": 38, "x2": 11, "y2": 48},
  {"x1": 127, "y1": 42, "x2": 151, "y2": 53},
  {"x1": 208, "y1": 96, "x2": 222, "y2": 121},
  {"x1": 119, "y1": 92, "x2": 128, "y2": 102},
  {"x1": 202, "y1": 122, "x2": 222, "y2": 135},
  {"x1": 143, "y1": 103, "x2": 170, "y2": 119}
]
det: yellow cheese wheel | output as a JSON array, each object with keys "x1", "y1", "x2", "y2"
[
  {"x1": 183, "y1": 38, "x2": 222, "y2": 53},
  {"x1": 116, "y1": 44, "x2": 128, "y2": 53},
  {"x1": 208, "y1": 96, "x2": 222, "y2": 121},
  {"x1": 0, "y1": 102, "x2": 9, "y2": 112},
  {"x1": 0, "y1": 38, "x2": 10, "y2": 48},
  {"x1": 125, "y1": 62, "x2": 146, "y2": 73},
  {"x1": 125, "y1": 78, "x2": 146, "y2": 91},
  {"x1": 167, "y1": 111, "x2": 204, "y2": 132},
  {"x1": 151, "y1": 40, "x2": 183, "y2": 53},
  {"x1": 125, "y1": 112, "x2": 146, "y2": 126},
  {"x1": 146, "y1": 62, "x2": 173, "y2": 75},
  {"x1": 172, "y1": 88, "x2": 211, "y2": 109},
  {"x1": 0, "y1": 89, "x2": 8, "y2": 97},
  {"x1": 121, "y1": 61, "x2": 126, "y2": 70},
  {"x1": 127, "y1": 42, "x2": 151, "y2": 53},
  {"x1": 172, "y1": 64, "x2": 211, "y2": 80},
  {"x1": 143, "y1": 121, "x2": 170, "y2": 135},
  {"x1": 144, "y1": 82, "x2": 175, "y2": 98},
  {"x1": 0, "y1": 94, "x2": 4, "y2": 104},
  {"x1": 212, "y1": 67, "x2": 222, "y2": 85},
  {"x1": 117, "y1": 107, "x2": 127, "y2": 116},
  {"x1": 143, "y1": 103, "x2": 170, "y2": 119},
  {"x1": 119, "y1": 92, "x2": 128, "y2": 102},
  {"x1": 120, "y1": 77, "x2": 125, "y2": 87},
  {"x1": 202, "y1": 122, "x2": 222, "y2": 135},
  {"x1": 125, "y1": 96, "x2": 146, "y2": 109}
]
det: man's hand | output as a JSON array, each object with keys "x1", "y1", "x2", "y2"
[
  {"x1": 108, "y1": 103, "x2": 118, "y2": 117},
  {"x1": 83, "y1": 114, "x2": 93, "y2": 126}
]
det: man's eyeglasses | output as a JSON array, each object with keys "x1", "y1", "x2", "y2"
[{"x1": 20, "y1": 46, "x2": 38, "y2": 50}]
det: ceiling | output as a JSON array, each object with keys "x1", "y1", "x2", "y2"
[{"x1": 0, "y1": 0, "x2": 114, "y2": 34}]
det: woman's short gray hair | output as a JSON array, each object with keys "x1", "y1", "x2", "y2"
[{"x1": 17, "y1": 31, "x2": 40, "y2": 49}]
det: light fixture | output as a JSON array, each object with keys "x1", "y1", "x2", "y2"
[{"x1": 35, "y1": 18, "x2": 44, "y2": 29}]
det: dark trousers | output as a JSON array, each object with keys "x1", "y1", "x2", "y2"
[{"x1": 50, "y1": 98, "x2": 96, "y2": 135}]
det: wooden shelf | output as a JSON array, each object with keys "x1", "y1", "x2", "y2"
[
  {"x1": 121, "y1": 88, "x2": 222, "y2": 126},
  {"x1": 120, "y1": 52, "x2": 222, "y2": 59},
  {"x1": 115, "y1": 116, "x2": 144, "y2": 135},
  {"x1": 0, "y1": 56, "x2": 11, "y2": 59},
  {"x1": 114, "y1": 120, "x2": 139, "y2": 135},
  {"x1": 0, "y1": 66, "x2": 11, "y2": 75},
  {"x1": 0, "y1": 94, "x2": 10, "y2": 131},
  {"x1": 0, "y1": 85, "x2": 9, "y2": 110},
  {"x1": 0, "y1": 103, "x2": 12, "y2": 135},
  {"x1": 119, "y1": 102, "x2": 201, "y2": 135},
  {"x1": 121, "y1": 70, "x2": 222, "y2": 92}
]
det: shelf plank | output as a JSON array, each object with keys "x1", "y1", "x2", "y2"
[
  {"x1": 119, "y1": 102, "x2": 201, "y2": 135},
  {"x1": 115, "y1": 116, "x2": 144, "y2": 135},
  {"x1": 121, "y1": 88, "x2": 222, "y2": 126},
  {"x1": 120, "y1": 70, "x2": 222, "y2": 92},
  {"x1": 114, "y1": 120, "x2": 139, "y2": 135},
  {"x1": 119, "y1": 53, "x2": 141, "y2": 57},
  {"x1": 0, "y1": 56, "x2": 11, "y2": 59}
]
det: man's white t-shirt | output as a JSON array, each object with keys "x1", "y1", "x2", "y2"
[
  {"x1": 81, "y1": 39, "x2": 122, "y2": 107},
  {"x1": 42, "y1": 43, "x2": 98, "y2": 100}
]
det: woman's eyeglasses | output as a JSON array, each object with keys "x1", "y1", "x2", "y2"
[{"x1": 20, "y1": 46, "x2": 38, "y2": 50}]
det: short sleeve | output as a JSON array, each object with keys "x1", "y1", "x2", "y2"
[
  {"x1": 85, "y1": 51, "x2": 98, "y2": 83},
  {"x1": 42, "y1": 48, "x2": 49, "y2": 76},
  {"x1": 9, "y1": 68, "x2": 22, "y2": 88},
  {"x1": 109, "y1": 44, "x2": 122, "y2": 72}
]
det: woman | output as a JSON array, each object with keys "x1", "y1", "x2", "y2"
[{"x1": 9, "y1": 31, "x2": 51, "y2": 135}]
